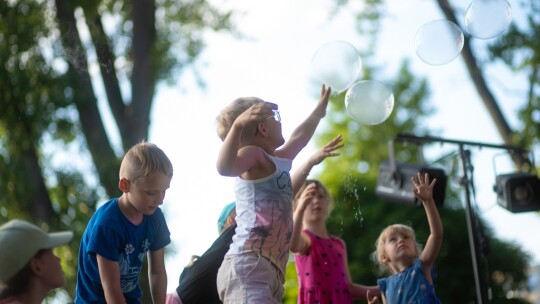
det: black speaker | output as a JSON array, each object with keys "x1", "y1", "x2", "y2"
[
  {"x1": 376, "y1": 161, "x2": 447, "y2": 207},
  {"x1": 494, "y1": 172, "x2": 540, "y2": 213}
]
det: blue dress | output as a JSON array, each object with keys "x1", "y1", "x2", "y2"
[{"x1": 377, "y1": 258, "x2": 441, "y2": 304}]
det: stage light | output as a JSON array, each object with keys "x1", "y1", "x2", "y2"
[
  {"x1": 494, "y1": 172, "x2": 540, "y2": 213},
  {"x1": 376, "y1": 160, "x2": 447, "y2": 207}
]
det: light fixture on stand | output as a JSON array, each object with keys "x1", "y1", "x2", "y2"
[
  {"x1": 493, "y1": 152, "x2": 540, "y2": 213},
  {"x1": 376, "y1": 140, "x2": 447, "y2": 207},
  {"x1": 378, "y1": 133, "x2": 534, "y2": 304}
]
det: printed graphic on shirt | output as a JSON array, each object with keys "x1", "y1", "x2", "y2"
[{"x1": 119, "y1": 238, "x2": 150, "y2": 292}]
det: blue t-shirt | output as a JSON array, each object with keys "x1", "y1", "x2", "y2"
[
  {"x1": 75, "y1": 198, "x2": 170, "y2": 303},
  {"x1": 378, "y1": 258, "x2": 441, "y2": 304}
]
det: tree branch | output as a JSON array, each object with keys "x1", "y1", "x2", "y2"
[
  {"x1": 54, "y1": 0, "x2": 120, "y2": 197},
  {"x1": 84, "y1": 5, "x2": 131, "y2": 149},
  {"x1": 129, "y1": 0, "x2": 156, "y2": 147},
  {"x1": 436, "y1": 0, "x2": 514, "y2": 145}
]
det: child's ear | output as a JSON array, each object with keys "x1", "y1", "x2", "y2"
[
  {"x1": 258, "y1": 122, "x2": 269, "y2": 137},
  {"x1": 255, "y1": 122, "x2": 264, "y2": 136},
  {"x1": 30, "y1": 256, "x2": 43, "y2": 276},
  {"x1": 118, "y1": 178, "x2": 130, "y2": 193}
]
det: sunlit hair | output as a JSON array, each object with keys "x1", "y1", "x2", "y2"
[
  {"x1": 119, "y1": 141, "x2": 173, "y2": 183},
  {"x1": 0, "y1": 249, "x2": 47, "y2": 299},
  {"x1": 293, "y1": 179, "x2": 333, "y2": 215},
  {"x1": 372, "y1": 224, "x2": 423, "y2": 275},
  {"x1": 216, "y1": 97, "x2": 264, "y2": 142}
]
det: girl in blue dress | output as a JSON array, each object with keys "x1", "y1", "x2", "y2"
[{"x1": 370, "y1": 173, "x2": 443, "y2": 304}]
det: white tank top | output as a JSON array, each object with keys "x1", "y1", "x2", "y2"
[{"x1": 227, "y1": 149, "x2": 293, "y2": 274}]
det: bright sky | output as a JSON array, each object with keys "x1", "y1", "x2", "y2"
[{"x1": 139, "y1": 0, "x2": 539, "y2": 293}]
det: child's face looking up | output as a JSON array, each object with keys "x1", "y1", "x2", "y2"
[{"x1": 383, "y1": 231, "x2": 417, "y2": 266}]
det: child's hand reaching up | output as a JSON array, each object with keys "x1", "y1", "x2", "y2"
[
  {"x1": 291, "y1": 135, "x2": 343, "y2": 196},
  {"x1": 412, "y1": 172, "x2": 436, "y2": 202},
  {"x1": 313, "y1": 84, "x2": 332, "y2": 119},
  {"x1": 306, "y1": 134, "x2": 343, "y2": 167}
]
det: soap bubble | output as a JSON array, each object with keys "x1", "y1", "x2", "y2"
[
  {"x1": 311, "y1": 40, "x2": 362, "y2": 93},
  {"x1": 345, "y1": 80, "x2": 394, "y2": 125},
  {"x1": 465, "y1": 0, "x2": 512, "y2": 39},
  {"x1": 414, "y1": 20, "x2": 464, "y2": 65}
]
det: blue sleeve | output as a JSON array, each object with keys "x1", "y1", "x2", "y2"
[
  {"x1": 377, "y1": 277, "x2": 387, "y2": 294},
  {"x1": 87, "y1": 222, "x2": 123, "y2": 262},
  {"x1": 149, "y1": 208, "x2": 171, "y2": 251}
]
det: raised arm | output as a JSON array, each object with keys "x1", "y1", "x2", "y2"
[
  {"x1": 276, "y1": 85, "x2": 331, "y2": 159},
  {"x1": 413, "y1": 172, "x2": 443, "y2": 278},
  {"x1": 291, "y1": 134, "x2": 343, "y2": 196},
  {"x1": 216, "y1": 102, "x2": 276, "y2": 176},
  {"x1": 289, "y1": 182, "x2": 317, "y2": 255}
]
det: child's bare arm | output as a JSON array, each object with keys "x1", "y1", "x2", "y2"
[
  {"x1": 217, "y1": 102, "x2": 276, "y2": 176},
  {"x1": 291, "y1": 135, "x2": 343, "y2": 196},
  {"x1": 148, "y1": 248, "x2": 167, "y2": 304},
  {"x1": 97, "y1": 255, "x2": 127, "y2": 304},
  {"x1": 342, "y1": 241, "x2": 381, "y2": 300},
  {"x1": 277, "y1": 85, "x2": 331, "y2": 159},
  {"x1": 290, "y1": 183, "x2": 317, "y2": 254},
  {"x1": 413, "y1": 173, "x2": 443, "y2": 273}
]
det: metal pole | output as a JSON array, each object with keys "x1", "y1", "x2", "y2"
[
  {"x1": 396, "y1": 133, "x2": 527, "y2": 153},
  {"x1": 459, "y1": 145, "x2": 488, "y2": 304}
]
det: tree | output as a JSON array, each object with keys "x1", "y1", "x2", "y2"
[{"x1": 0, "y1": 0, "x2": 234, "y2": 300}]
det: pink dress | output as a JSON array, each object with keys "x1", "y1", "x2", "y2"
[{"x1": 294, "y1": 229, "x2": 352, "y2": 304}]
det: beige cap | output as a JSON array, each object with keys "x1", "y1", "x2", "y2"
[{"x1": 0, "y1": 219, "x2": 73, "y2": 282}]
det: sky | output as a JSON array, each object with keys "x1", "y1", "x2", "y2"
[{"x1": 127, "y1": 0, "x2": 540, "y2": 293}]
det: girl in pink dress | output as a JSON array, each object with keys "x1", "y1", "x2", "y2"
[{"x1": 290, "y1": 179, "x2": 380, "y2": 304}]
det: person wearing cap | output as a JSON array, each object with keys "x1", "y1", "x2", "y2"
[
  {"x1": 0, "y1": 219, "x2": 73, "y2": 304},
  {"x1": 166, "y1": 202, "x2": 236, "y2": 304}
]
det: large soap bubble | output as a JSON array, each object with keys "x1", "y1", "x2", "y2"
[
  {"x1": 414, "y1": 20, "x2": 464, "y2": 66},
  {"x1": 465, "y1": 0, "x2": 512, "y2": 39},
  {"x1": 345, "y1": 80, "x2": 394, "y2": 125},
  {"x1": 311, "y1": 40, "x2": 362, "y2": 93}
]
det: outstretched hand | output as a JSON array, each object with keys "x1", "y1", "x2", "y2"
[
  {"x1": 412, "y1": 172, "x2": 436, "y2": 202},
  {"x1": 313, "y1": 84, "x2": 332, "y2": 119},
  {"x1": 307, "y1": 134, "x2": 343, "y2": 167}
]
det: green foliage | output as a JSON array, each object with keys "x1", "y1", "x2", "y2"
[{"x1": 0, "y1": 0, "x2": 235, "y2": 301}]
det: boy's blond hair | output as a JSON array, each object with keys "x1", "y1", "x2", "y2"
[
  {"x1": 119, "y1": 142, "x2": 173, "y2": 183},
  {"x1": 372, "y1": 224, "x2": 423, "y2": 275},
  {"x1": 216, "y1": 97, "x2": 264, "y2": 142}
]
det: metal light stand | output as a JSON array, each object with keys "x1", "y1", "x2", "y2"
[
  {"x1": 458, "y1": 145, "x2": 490, "y2": 304},
  {"x1": 395, "y1": 133, "x2": 529, "y2": 304}
]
